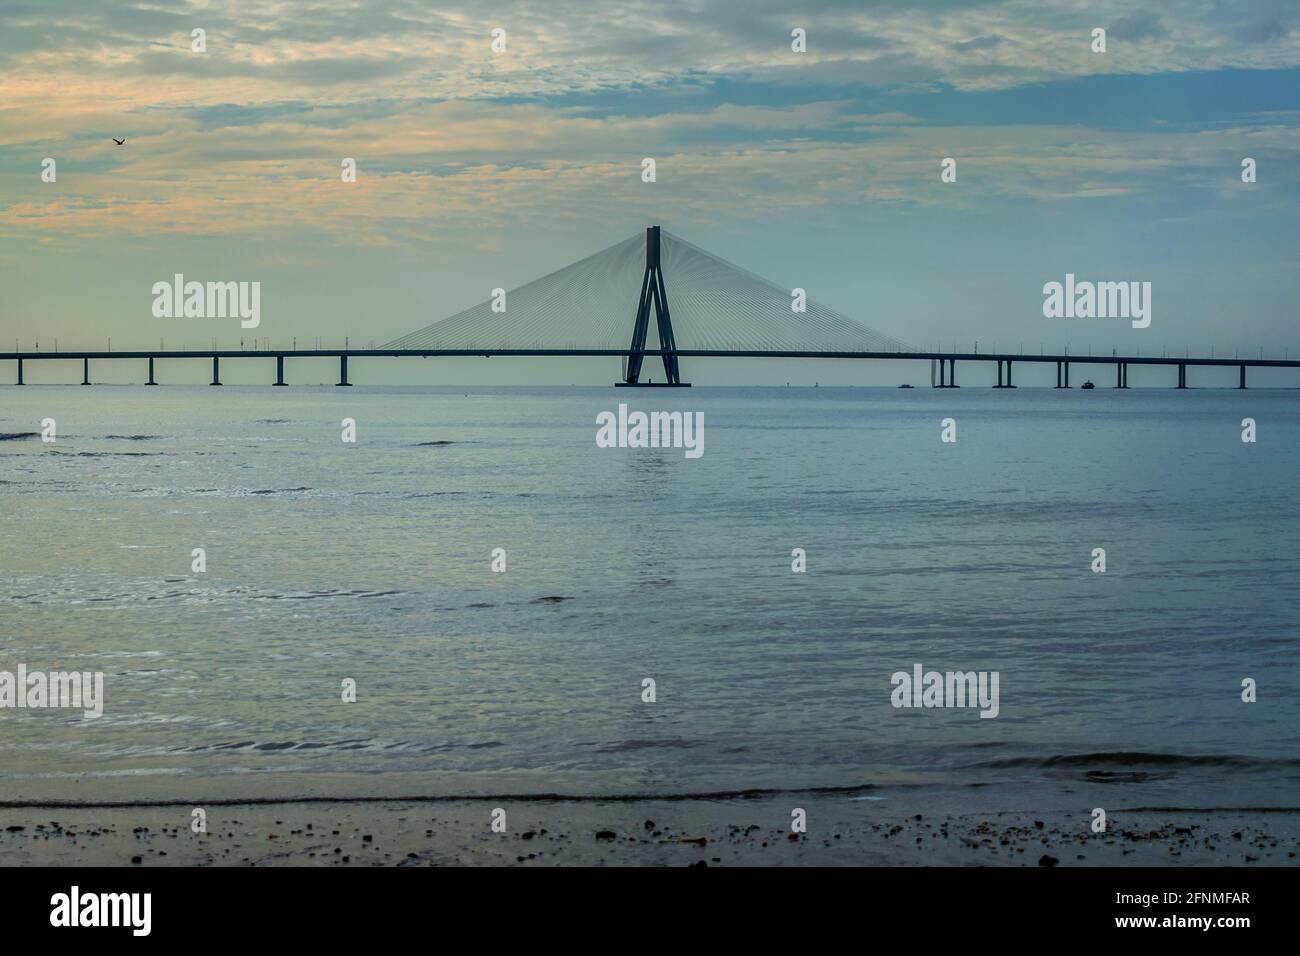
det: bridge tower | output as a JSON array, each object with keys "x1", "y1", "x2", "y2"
[{"x1": 619, "y1": 226, "x2": 688, "y2": 386}]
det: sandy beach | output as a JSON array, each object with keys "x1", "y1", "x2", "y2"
[{"x1": 2, "y1": 800, "x2": 1297, "y2": 867}]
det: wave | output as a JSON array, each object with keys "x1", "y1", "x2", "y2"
[
  {"x1": 0, "y1": 432, "x2": 39, "y2": 441},
  {"x1": 250, "y1": 588, "x2": 402, "y2": 601},
  {"x1": 596, "y1": 738, "x2": 698, "y2": 753},
  {"x1": 67, "y1": 452, "x2": 161, "y2": 457},
  {"x1": 967, "y1": 752, "x2": 1300, "y2": 770},
  {"x1": 0, "y1": 783, "x2": 878, "y2": 809},
  {"x1": 185, "y1": 738, "x2": 377, "y2": 754}
]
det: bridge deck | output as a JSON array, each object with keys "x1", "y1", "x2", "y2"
[{"x1": 3, "y1": 349, "x2": 1298, "y2": 368}]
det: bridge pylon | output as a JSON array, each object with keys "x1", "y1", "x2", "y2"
[{"x1": 618, "y1": 226, "x2": 689, "y2": 387}]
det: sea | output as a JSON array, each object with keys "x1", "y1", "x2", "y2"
[{"x1": 2, "y1": 385, "x2": 1298, "y2": 813}]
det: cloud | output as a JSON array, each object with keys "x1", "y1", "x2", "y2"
[
  {"x1": 1236, "y1": 18, "x2": 1291, "y2": 44},
  {"x1": 3, "y1": 1, "x2": 1300, "y2": 105},
  {"x1": 6, "y1": 94, "x2": 1296, "y2": 250},
  {"x1": 1, "y1": 1, "x2": 1298, "y2": 254},
  {"x1": 1107, "y1": 13, "x2": 1168, "y2": 42},
  {"x1": 953, "y1": 36, "x2": 1006, "y2": 52}
]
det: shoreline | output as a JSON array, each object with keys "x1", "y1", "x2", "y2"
[{"x1": 2, "y1": 800, "x2": 1297, "y2": 866}]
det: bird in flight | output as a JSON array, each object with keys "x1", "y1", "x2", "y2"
[{"x1": 112, "y1": 138, "x2": 125, "y2": 145}]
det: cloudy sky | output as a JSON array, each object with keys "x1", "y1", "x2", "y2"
[{"x1": 1, "y1": 0, "x2": 1298, "y2": 383}]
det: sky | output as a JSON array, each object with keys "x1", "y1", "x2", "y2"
[{"x1": 1, "y1": 0, "x2": 1298, "y2": 385}]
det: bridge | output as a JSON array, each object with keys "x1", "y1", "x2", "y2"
[{"x1": 3, "y1": 226, "x2": 1297, "y2": 388}]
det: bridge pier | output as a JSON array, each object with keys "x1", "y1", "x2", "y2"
[
  {"x1": 620, "y1": 226, "x2": 686, "y2": 386},
  {"x1": 336, "y1": 354, "x2": 352, "y2": 386},
  {"x1": 146, "y1": 356, "x2": 158, "y2": 385},
  {"x1": 1239, "y1": 364, "x2": 1246, "y2": 389},
  {"x1": 934, "y1": 358, "x2": 958, "y2": 387},
  {"x1": 81, "y1": 357, "x2": 90, "y2": 385},
  {"x1": 1055, "y1": 361, "x2": 1071, "y2": 388},
  {"x1": 1177, "y1": 363, "x2": 1187, "y2": 388},
  {"x1": 210, "y1": 356, "x2": 222, "y2": 386},
  {"x1": 16, "y1": 357, "x2": 23, "y2": 385},
  {"x1": 993, "y1": 359, "x2": 1016, "y2": 387},
  {"x1": 274, "y1": 355, "x2": 287, "y2": 385}
]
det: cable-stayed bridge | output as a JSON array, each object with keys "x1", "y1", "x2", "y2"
[
  {"x1": 384, "y1": 226, "x2": 913, "y2": 385},
  {"x1": 3, "y1": 226, "x2": 1297, "y2": 388}
]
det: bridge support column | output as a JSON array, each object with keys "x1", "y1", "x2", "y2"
[
  {"x1": 1177, "y1": 363, "x2": 1186, "y2": 388},
  {"x1": 1055, "y1": 361, "x2": 1070, "y2": 388},
  {"x1": 274, "y1": 355, "x2": 286, "y2": 386},
  {"x1": 1005, "y1": 361, "x2": 1014, "y2": 387},
  {"x1": 993, "y1": 360, "x2": 1016, "y2": 388},
  {"x1": 934, "y1": 359, "x2": 951, "y2": 387},
  {"x1": 81, "y1": 357, "x2": 90, "y2": 385},
  {"x1": 1239, "y1": 364, "x2": 1246, "y2": 389},
  {"x1": 146, "y1": 356, "x2": 157, "y2": 385},
  {"x1": 1122, "y1": 363, "x2": 1129, "y2": 388},
  {"x1": 948, "y1": 359, "x2": 958, "y2": 387},
  {"x1": 210, "y1": 356, "x2": 222, "y2": 386},
  {"x1": 16, "y1": 357, "x2": 23, "y2": 385},
  {"x1": 336, "y1": 354, "x2": 352, "y2": 386},
  {"x1": 620, "y1": 225, "x2": 685, "y2": 386}
]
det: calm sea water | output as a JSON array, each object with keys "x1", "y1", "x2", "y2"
[{"x1": 2, "y1": 386, "x2": 1298, "y2": 810}]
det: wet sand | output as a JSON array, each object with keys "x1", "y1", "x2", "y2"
[{"x1": 2, "y1": 800, "x2": 1297, "y2": 866}]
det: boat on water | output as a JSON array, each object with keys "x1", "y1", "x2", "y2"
[
  {"x1": 1082, "y1": 380, "x2": 1096, "y2": 389},
  {"x1": 898, "y1": 384, "x2": 913, "y2": 389}
]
